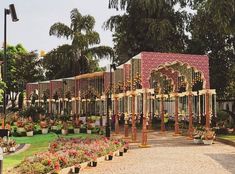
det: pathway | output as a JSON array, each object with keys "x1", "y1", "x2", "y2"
[{"x1": 81, "y1": 132, "x2": 235, "y2": 174}]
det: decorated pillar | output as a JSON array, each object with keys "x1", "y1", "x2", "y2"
[
  {"x1": 160, "y1": 95, "x2": 165, "y2": 132},
  {"x1": 124, "y1": 112, "x2": 129, "y2": 138},
  {"x1": 188, "y1": 92, "x2": 193, "y2": 138},
  {"x1": 140, "y1": 89, "x2": 149, "y2": 147},
  {"x1": 114, "y1": 96, "x2": 120, "y2": 134},
  {"x1": 49, "y1": 82, "x2": 52, "y2": 114},
  {"x1": 205, "y1": 91, "x2": 210, "y2": 128},
  {"x1": 131, "y1": 93, "x2": 137, "y2": 142},
  {"x1": 174, "y1": 94, "x2": 180, "y2": 135}
]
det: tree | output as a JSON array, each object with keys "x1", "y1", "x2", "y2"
[
  {"x1": 107, "y1": 0, "x2": 235, "y2": 98},
  {"x1": 0, "y1": 44, "x2": 27, "y2": 93},
  {"x1": 106, "y1": 0, "x2": 189, "y2": 64},
  {"x1": 45, "y1": 8, "x2": 113, "y2": 79},
  {"x1": 0, "y1": 44, "x2": 44, "y2": 110},
  {"x1": 187, "y1": 0, "x2": 235, "y2": 98}
]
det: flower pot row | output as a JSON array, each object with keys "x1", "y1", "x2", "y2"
[
  {"x1": 58, "y1": 148, "x2": 128, "y2": 174},
  {"x1": 18, "y1": 127, "x2": 94, "y2": 137}
]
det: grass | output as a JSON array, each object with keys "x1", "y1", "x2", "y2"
[
  {"x1": 3, "y1": 133, "x2": 98, "y2": 171},
  {"x1": 218, "y1": 135, "x2": 235, "y2": 142}
]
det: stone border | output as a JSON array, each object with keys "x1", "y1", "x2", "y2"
[
  {"x1": 3, "y1": 144, "x2": 31, "y2": 157},
  {"x1": 216, "y1": 138, "x2": 235, "y2": 147}
]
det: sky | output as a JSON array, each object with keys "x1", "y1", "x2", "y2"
[{"x1": 0, "y1": 0, "x2": 123, "y2": 66}]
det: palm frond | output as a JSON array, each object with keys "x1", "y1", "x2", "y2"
[
  {"x1": 49, "y1": 23, "x2": 72, "y2": 39},
  {"x1": 103, "y1": 15, "x2": 123, "y2": 31},
  {"x1": 85, "y1": 31, "x2": 100, "y2": 45},
  {"x1": 72, "y1": 33, "x2": 89, "y2": 50},
  {"x1": 70, "y1": 8, "x2": 82, "y2": 31},
  {"x1": 86, "y1": 46, "x2": 114, "y2": 60},
  {"x1": 80, "y1": 15, "x2": 96, "y2": 32}
]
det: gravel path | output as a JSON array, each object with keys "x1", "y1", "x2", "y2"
[{"x1": 81, "y1": 132, "x2": 235, "y2": 174}]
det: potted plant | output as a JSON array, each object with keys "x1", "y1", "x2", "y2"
[
  {"x1": 50, "y1": 115, "x2": 58, "y2": 130},
  {"x1": 61, "y1": 122, "x2": 68, "y2": 135},
  {"x1": 91, "y1": 157, "x2": 97, "y2": 167},
  {"x1": 16, "y1": 119, "x2": 25, "y2": 133},
  {"x1": 25, "y1": 123, "x2": 34, "y2": 137},
  {"x1": 73, "y1": 164, "x2": 81, "y2": 174},
  {"x1": 61, "y1": 114, "x2": 69, "y2": 135},
  {"x1": 108, "y1": 152, "x2": 113, "y2": 160},
  {"x1": 87, "y1": 124, "x2": 93, "y2": 134},
  {"x1": 40, "y1": 119, "x2": 49, "y2": 134},
  {"x1": 202, "y1": 129, "x2": 215, "y2": 145},
  {"x1": 124, "y1": 143, "x2": 129, "y2": 153},
  {"x1": 73, "y1": 120, "x2": 82, "y2": 134},
  {"x1": 36, "y1": 106, "x2": 46, "y2": 120},
  {"x1": 8, "y1": 139, "x2": 16, "y2": 152},
  {"x1": 119, "y1": 149, "x2": 124, "y2": 156},
  {"x1": 193, "y1": 129, "x2": 204, "y2": 144}
]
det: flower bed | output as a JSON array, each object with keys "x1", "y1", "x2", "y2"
[{"x1": 16, "y1": 136, "x2": 126, "y2": 174}]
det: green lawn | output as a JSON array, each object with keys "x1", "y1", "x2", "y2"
[
  {"x1": 3, "y1": 133, "x2": 97, "y2": 171},
  {"x1": 218, "y1": 135, "x2": 235, "y2": 142}
]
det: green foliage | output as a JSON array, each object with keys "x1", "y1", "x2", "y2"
[
  {"x1": 187, "y1": 0, "x2": 234, "y2": 98},
  {"x1": 0, "y1": 44, "x2": 44, "y2": 111},
  {"x1": 217, "y1": 110, "x2": 230, "y2": 121},
  {"x1": 0, "y1": 80, "x2": 6, "y2": 102},
  {"x1": 106, "y1": 0, "x2": 188, "y2": 64},
  {"x1": 107, "y1": 0, "x2": 235, "y2": 98},
  {"x1": 43, "y1": 8, "x2": 114, "y2": 79}
]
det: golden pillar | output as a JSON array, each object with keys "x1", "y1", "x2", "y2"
[
  {"x1": 205, "y1": 91, "x2": 210, "y2": 128},
  {"x1": 124, "y1": 112, "x2": 129, "y2": 138},
  {"x1": 188, "y1": 93, "x2": 193, "y2": 138},
  {"x1": 131, "y1": 93, "x2": 137, "y2": 142},
  {"x1": 140, "y1": 89, "x2": 150, "y2": 147},
  {"x1": 114, "y1": 96, "x2": 120, "y2": 134},
  {"x1": 174, "y1": 94, "x2": 180, "y2": 135},
  {"x1": 160, "y1": 95, "x2": 165, "y2": 132}
]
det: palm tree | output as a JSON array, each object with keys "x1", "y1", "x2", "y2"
[{"x1": 49, "y1": 8, "x2": 113, "y2": 75}]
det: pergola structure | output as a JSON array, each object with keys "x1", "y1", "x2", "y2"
[{"x1": 26, "y1": 52, "x2": 216, "y2": 146}]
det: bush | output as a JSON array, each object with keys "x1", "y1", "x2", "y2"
[
  {"x1": 215, "y1": 127, "x2": 228, "y2": 135},
  {"x1": 217, "y1": 110, "x2": 230, "y2": 127}
]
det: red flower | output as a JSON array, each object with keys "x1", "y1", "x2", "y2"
[{"x1": 54, "y1": 161, "x2": 60, "y2": 171}]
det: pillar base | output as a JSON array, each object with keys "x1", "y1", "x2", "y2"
[
  {"x1": 131, "y1": 140, "x2": 140, "y2": 143},
  {"x1": 123, "y1": 136, "x2": 131, "y2": 140},
  {"x1": 139, "y1": 144, "x2": 151, "y2": 148},
  {"x1": 160, "y1": 131, "x2": 166, "y2": 135},
  {"x1": 124, "y1": 124, "x2": 129, "y2": 138},
  {"x1": 173, "y1": 133, "x2": 181, "y2": 136},
  {"x1": 186, "y1": 136, "x2": 193, "y2": 140},
  {"x1": 147, "y1": 129, "x2": 155, "y2": 133}
]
